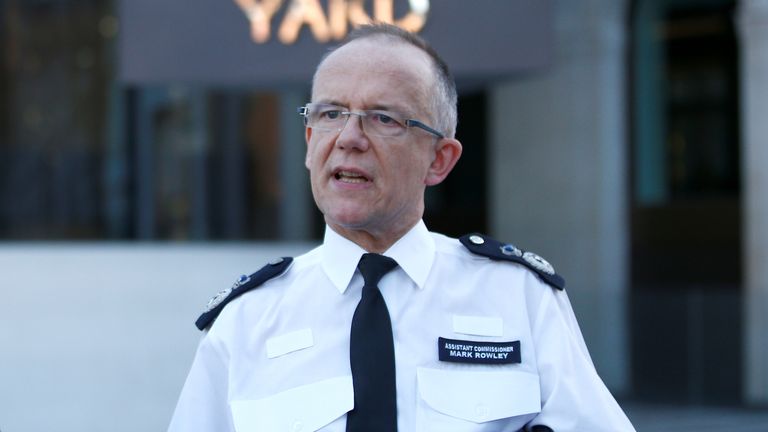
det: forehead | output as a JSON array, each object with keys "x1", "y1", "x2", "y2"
[{"x1": 312, "y1": 37, "x2": 435, "y2": 112}]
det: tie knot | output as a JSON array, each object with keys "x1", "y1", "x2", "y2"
[{"x1": 357, "y1": 253, "x2": 398, "y2": 287}]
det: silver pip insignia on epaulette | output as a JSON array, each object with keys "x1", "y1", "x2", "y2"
[
  {"x1": 195, "y1": 257, "x2": 293, "y2": 330},
  {"x1": 522, "y1": 251, "x2": 555, "y2": 276},
  {"x1": 459, "y1": 233, "x2": 565, "y2": 290},
  {"x1": 204, "y1": 274, "x2": 251, "y2": 312}
]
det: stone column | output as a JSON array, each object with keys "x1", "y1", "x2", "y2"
[
  {"x1": 738, "y1": 0, "x2": 768, "y2": 405},
  {"x1": 489, "y1": 0, "x2": 630, "y2": 393}
]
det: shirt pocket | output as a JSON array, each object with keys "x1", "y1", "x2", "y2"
[
  {"x1": 230, "y1": 375, "x2": 353, "y2": 432},
  {"x1": 416, "y1": 367, "x2": 541, "y2": 432}
]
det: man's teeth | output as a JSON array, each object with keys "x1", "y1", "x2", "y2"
[{"x1": 336, "y1": 171, "x2": 368, "y2": 183}]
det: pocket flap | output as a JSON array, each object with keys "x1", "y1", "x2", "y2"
[
  {"x1": 230, "y1": 375, "x2": 353, "y2": 432},
  {"x1": 417, "y1": 368, "x2": 541, "y2": 423}
]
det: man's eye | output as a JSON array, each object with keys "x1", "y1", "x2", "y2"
[
  {"x1": 374, "y1": 113, "x2": 397, "y2": 125},
  {"x1": 321, "y1": 110, "x2": 341, "y2": 120}
]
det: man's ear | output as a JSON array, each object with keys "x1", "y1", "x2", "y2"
[
  {"x1": 425, "y1": 138, "x2": 462, "y2": 186},
  {"x1": 304, "y1": 127, "x2": 312, "y2": 169}
]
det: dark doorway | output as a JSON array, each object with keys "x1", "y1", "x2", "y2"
[
  {"x1": 424, "y1": 91, "x2": 488, "y2": 237},
  {"x1": 629, "y1": 0, "x2": 742, "y2": 404}
]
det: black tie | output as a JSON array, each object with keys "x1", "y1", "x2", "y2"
[{"x1": 347, "y1": 253, "x2": 399, "y2": 432}]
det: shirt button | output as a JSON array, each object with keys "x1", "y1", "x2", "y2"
[
  {"x1": 475, "y1": 404, "x2": 490, "y2": 420},
  {"x1": 290, "y1": 420, "x2": 303, "y2": 432}
]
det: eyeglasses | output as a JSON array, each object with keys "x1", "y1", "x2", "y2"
[{"x1": 297, "y1": 103, "x2": 444, "y2": 139}]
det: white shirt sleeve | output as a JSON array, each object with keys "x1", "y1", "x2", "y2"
[
  {"x1": 526, "y1": 278, "x2": 636, "y2": 432},
  {"x1": 168, "y1": 332, "x2": 235, "y2": 432}
]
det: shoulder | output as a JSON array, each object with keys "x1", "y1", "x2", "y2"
[
  {"x1": 452, "y1": 232, "x2": 565, "y2": 291},
  {"x1": 195, "y1": 257, "x2": 294, "y2": 331}
]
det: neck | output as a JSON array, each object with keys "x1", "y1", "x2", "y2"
[{"x1": 328, "y1": 220, "x2": 420, "y2": 253}]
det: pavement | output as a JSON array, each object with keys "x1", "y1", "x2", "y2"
[{"x1": 623, "y1": 402, "x2": 768, "y2": 432}]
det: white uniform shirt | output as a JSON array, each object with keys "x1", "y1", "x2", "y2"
[{"x1": 168, "y1": 221, "x2": 635, "y2": 432}]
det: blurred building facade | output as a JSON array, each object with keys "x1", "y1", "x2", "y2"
[{"x1": 2, "y1": 1, "x2": 768, "y2": 429}]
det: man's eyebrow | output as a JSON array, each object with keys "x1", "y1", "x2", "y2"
[
  {"x1": 368, "y1": 103, "x2": 415, "y2": 116},
  {"x1": 314, "y1": 100, "x2": 409, "y2": 114},
  {"x1": 314, "y1": 99, "x2": 346, "y2": 107},
  {"x1": 369, "y1": 104, "x2": 396, "y2": 111}
]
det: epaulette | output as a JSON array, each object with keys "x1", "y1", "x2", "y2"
[
  {"x1": 459, "y1": 233, "x2": 565, "y2": 290},
  {"x1": 195, "y1": 257, "x2": 293, "y2": 330}
]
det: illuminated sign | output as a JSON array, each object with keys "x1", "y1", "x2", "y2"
[
  {"x1": 120, "y1": 0, "x2": 552, "y2": 85},
  {"x1": 233, "y1": 0, "x2": 430, "y2": 44}
]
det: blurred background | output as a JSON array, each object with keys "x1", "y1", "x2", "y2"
[{"x1": 2, "y1": 0, "x2": 768, "y2": 430}]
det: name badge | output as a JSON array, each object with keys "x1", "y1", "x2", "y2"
[{"x1": 438, "y1": 337, "x2": 521, "y2": 365}]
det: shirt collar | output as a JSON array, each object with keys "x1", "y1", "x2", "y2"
[{"x1": 321, "y1": 220, "x2": 436, "y2": 294}]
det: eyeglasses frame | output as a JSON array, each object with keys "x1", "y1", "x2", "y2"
[{"x1": 297, "y1": 103, "x2": 444, "y2": 139}]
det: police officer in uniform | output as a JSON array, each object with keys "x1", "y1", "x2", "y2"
[{"x1": 168, "y1": 24, "x2": 635, "y2": 432}]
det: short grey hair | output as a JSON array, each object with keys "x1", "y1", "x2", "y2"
[{"x1": 312, "y1": 23, "x2": 458, "y2": 139}]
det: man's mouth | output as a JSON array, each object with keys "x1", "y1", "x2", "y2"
[{"x1": 334, "y1": 170, "x2": 370, "y2": 184}]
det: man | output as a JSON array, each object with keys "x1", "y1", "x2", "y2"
[{"x1": 169, "y1": 24, "x2": 635, "y2": 432}]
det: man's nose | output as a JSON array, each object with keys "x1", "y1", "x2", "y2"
[{"x1": 335, "y1": 113, "x2": 370, "y2": 150}]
